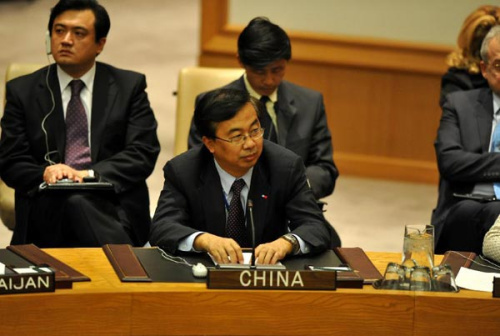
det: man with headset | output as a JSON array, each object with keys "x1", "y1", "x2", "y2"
[{"x1": 0, "y1": 0, "x2": 159, "y2": 247}]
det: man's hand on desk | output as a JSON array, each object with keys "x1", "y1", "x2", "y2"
[
  {"x1": 255, "y1": 238, "x2": 293, "y2": 265},
  {"x1": 194, "y1": 233, "x2": 244, "y2": 264}
]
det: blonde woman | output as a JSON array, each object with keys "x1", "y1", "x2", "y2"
[{"x1": 440, "y1": 5, "x2": 500, "y2": 107}]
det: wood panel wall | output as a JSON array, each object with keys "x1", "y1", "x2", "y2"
[{"x1": 199, "y1": 0, "x2": 453, "y2": 184}]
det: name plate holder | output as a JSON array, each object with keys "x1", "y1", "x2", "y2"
[
  {"x1": 494, "y1": 277, "x2": 500, "y2": 298},
  {"x1": 0, "y1": 268, "x2": 55, "y2": 295},
  {"x1": 207, "y1": 268, "x2": 336, "y2": 290}
]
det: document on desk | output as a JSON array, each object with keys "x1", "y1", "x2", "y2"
[
  {"x1": 455, "y1": 267, "x2": 500, "y2": 292},
  {"x1": 210, "y1": 252, "x2": 285, "y2": 269}
]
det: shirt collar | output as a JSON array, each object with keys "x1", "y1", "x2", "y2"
[
  {"x1": 243, "y1": 73, "x2": 278, "y2": 103},
  {"x1": 57, "y1": 63, "x2": 96, "y2": 94},
  {"x1": 213, "y1": 158, "x2": 253, "y2": 195}
]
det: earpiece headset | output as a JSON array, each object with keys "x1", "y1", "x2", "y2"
[
  {"x1": 192, "y1": 263, "x2": 208, "y2": 278},
  {"x1": 158, "y1": 247, "x2": 209, "y2": 279},
  {"x1": 41, "y1": 30, "x2": 58, "y2": 165},
  {"x1": 45, "y1": 30, "x2": 51, "y2": 55}
]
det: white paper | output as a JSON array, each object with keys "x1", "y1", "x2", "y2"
[
  {"x1": 455, "y1": 267, "x2": 500, "y2": 292},
  {"x1": 209, "y1": 252, "x2": 284, "y2": 269},
  {"x1": 0, "y1": 262, "x2": 5, "y2": 275},
  {"x1": 13, "y1": 268, "x2": 38, "y2": 274}
]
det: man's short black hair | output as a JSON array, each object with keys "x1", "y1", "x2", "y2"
[
  {"x1": 48, "y1": 0, "x2": 110, "y2": 43},
  {"x1": 194, "y1": 89, "x2": 263, "y2": 139},
  {"x1": 238, "y1": 17, "x2": 291, "y2": 69}
]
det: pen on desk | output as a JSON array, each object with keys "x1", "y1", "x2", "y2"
[{"x1": 306, "y1": 265, "x2": 352, "y2": 272}]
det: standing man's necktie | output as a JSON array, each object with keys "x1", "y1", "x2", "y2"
[
  {"x1": 259, "y1": 96, "x2": 278, "y2": 143},
  {"x1": 65, "y1": 79, "x2": 91, "y2": 170},
  {"x1": 226, "y1": 179, "x2": 247, "y2": 246}
]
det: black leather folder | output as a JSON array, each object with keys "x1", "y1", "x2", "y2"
[
  {"x1": 133, "y1": 248, "x2": 210, "y2": 283},
  {"x1": 128, "y1": 247, "x2": 369, "y2": 288},
  {"x1": 39, "y1": 181, "x2": 114, "y2": 191}
]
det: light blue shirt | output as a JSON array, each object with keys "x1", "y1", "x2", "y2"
[{"x1": 472, "y1": 92, "x2": 500, "y2": 196}]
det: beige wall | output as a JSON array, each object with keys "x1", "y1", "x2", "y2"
[{"x1": 229, "y1": 0, "x2": 489, "y2": 46}]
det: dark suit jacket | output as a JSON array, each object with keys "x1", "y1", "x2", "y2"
[
  {"x1": 150, "y1": 141, "x2": 332, "y2": 254},
  {"x1": 188, "y1": 76, "x2": 338, "y2": 199},
  {"x1": 432, "y1": 88, "x2": 498, "y2": 243},
  {"x1": 0, "y1": 62, "x2": 160, "y2": 245},
  {"x1": 439, "y1": 67, "x2": 488, "y2": 108}
]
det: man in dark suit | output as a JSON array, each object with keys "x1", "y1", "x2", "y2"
[
  {"x1": 433, "y1": 25, "x2": 500, "y2": 254},
  {"x1": 151, "y1": 89, "x2": 337, "y2": 265},
  {"x1": 0, "y1": 0, "x2": 160, "y2": 247},
  {"x1": 188, "y1": 17, "x2": 338, "y2": 199}
]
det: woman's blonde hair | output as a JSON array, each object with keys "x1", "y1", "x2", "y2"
[{"x1": 447, "y1": 5, "x2": 500, "y2": 74}]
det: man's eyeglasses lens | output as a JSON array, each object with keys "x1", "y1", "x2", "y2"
[{"x1": 217, "y1": 128, "x2": 264, "y2": 145}]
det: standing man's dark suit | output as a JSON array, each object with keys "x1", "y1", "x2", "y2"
[
  {"x1": 0, "y1": 62, "x2": 160, "y2": 246},
  {"x1": 432, "y1": 88, "x2": 500, "y2": 253},
  {"x1": 188, "y1": 77, "x2": 338, "y2": 199},
  {"x1": 150, "y1": 141, "x2": 332, "y2": 254}
]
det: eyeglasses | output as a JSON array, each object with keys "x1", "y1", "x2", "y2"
[
  {"x1": 487, "y1": 61, "x2": 500, "y2": 73},
  {"x1": 215, "y1": 127, "x2": 265, "y2": 145}
]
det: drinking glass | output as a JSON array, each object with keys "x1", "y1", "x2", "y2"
[
  {"x1": 379, "y1": 262, "x2": 406, "y2": 290},
  {"x1": 402, "y1": 224, "x2": 434, "y2": 271},
  {"x1": 432, "y1": 264, "x2": 459, "y2": 292},
  {"x1": 410, "y1": 266, "x2": 432, "y2": 291}
]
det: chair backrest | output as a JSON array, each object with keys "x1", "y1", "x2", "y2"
[
  {"x1": 1, "y1": 63, "x2": 44, "y2": 231},
  {"x1": 4, "y1": 63, "x2": 44, "y2": 106},
  {"x1": 174, "y1": 66, "x2": 244, "y2": 156}
]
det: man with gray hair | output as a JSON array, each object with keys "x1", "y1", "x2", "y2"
[{"x1": 432, "y1": 25, "x2": 500, "y2": 254}]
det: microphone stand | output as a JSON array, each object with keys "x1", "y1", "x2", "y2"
[{"x1": 248, "y1": 199, "x2": 256, "y2": 268}]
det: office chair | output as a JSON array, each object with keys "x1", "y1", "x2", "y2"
[
  {"x1": 173, "y1": 66, "x2": 244, "y2": 156},
  {"x1": 1, "y1": 63, "x2": 44, "y2": 230}
]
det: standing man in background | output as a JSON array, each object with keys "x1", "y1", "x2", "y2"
[
  {"x1": 0, "y1": 0, "x2": 159, "y2": 247},
  {"x1": 189, "y1": 17, "x2": 338, "y2": 200}
]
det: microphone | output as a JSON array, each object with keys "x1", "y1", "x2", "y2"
[{"x1": 247, "y1": 199, "x2": 256, "y2": 268}]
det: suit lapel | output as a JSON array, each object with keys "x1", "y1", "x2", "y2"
[
  {"x1": 90, "y1": 63, "x2": 116, "y2": 161},
  {"x1": 200, "y1": 158, "x2": 227, "y2": 237},
  {"x1": 475, "y1": 89, "x2": 494, "y2": 152},
  {"x1": 37, "y1": 65, "x2": 65, "y2": 163},
  {"x1": 248, "y1": 159, "x2": 271, "y2": 244},
  {"x1": 276, "y1": 82, "x2": 297, "y2": 146}
]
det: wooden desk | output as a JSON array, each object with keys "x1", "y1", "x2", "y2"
[{"x1": 0, "y1": 249, "x2": 497, "y2": 336}]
